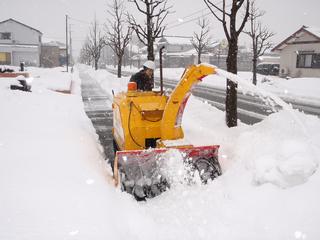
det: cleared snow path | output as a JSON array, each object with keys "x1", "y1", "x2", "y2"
[{"x1": 80, "y1": 69, "x2": 115, "y2": 162}]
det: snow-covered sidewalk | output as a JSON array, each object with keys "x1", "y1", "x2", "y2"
[{"x1": 1, "y1": 65, "x2": 320, "y2": 240}]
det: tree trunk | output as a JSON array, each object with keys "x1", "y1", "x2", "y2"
[
  {"x1": 198, "y1": 52, "x2": 201, "y2": 64},
  {"x1": 252, "y1": 56, "x2": 257, "y2": 85},
  {"x1": 225, "y1": 39, "x2": 238, "y2": 127},
  {"x1": 147, "y1": 39, "x2": 154, "y2": 61},
  {"x1": 252, "y1": 38, "x2": 257, "y2": 85},
  {"x1": 117, "y1": 57, "x2": 122, "y2": 78},
  {"x1": 94, "y1": 58, "x2": 98, "y2": 70},
  {"x1": 146, "y1": 3, "x2": 154, "y2": 61}
]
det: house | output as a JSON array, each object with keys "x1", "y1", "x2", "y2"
[
  {"x1": 0, "y1": 18, "x2": 42, "y2": 66},
  {"x1": 272, "y1": 26, "x2": 320, "y2": 78},
  {"x1": 157, "y1": 36, "x2": 193, "y2": 53},
  {"x1": 157, "y1": 36, "x2": 194, "y2": 67}
]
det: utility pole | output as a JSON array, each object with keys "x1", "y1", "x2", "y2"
[
  {"x1": 69, "y1": 24, "x2": 73, "y2": 67},
  {"x1": 65, "y1": 14, "x2": 69, "y2": 72}
]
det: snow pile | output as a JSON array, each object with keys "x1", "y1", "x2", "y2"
[
  {"x1": 236, "y1": 111, "x2": 319, "y2": 188},
  {"x1": 27, "y1": 67, "x2": 73, "y2": 92},
  {"x1": 0, "y1": 67, "x2": 160, "y2": 239},
  {"x1": 182, "y1": 95, "x2": 320, "y2": 189}
]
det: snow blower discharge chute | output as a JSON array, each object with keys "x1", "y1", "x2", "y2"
[{"x1": 112, "y1": 64, "x2": 222, "y2": 200}]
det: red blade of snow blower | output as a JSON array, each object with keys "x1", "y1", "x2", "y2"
[{"x1": 115, "y1": 145, "x2": 221, "y2": 199}]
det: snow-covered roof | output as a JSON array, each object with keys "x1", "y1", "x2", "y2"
[
  {"x1": 0, "y1": 18, "x2": 42, "y2": 34},
  {"x1": 166, "y1": 48, "x2": 212, "y2": 57},
  {"x1": 272, "y1": 25, "x2": 320, "y2": 51},
  {"x1": 304, "y1": 26, "x2": 320, "y2": 38},
  {"x1": 42, "y1": 37, "x2": 66, "y2": 49},
  {"x1": 158, "y1": 36, "x2": 192, "y2": 45}
]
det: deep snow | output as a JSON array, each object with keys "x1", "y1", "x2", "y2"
[{"x1": 1, "y1": 65, "x2": 320, "y2": 239}]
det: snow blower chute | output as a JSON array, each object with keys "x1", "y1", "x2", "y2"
[{"x1": 112, "y1": 64, "x2": 222, "y2": 200}]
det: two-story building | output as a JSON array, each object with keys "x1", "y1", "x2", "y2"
[
  {"x1": 0, "y1": 18, "x2": 42, "y2": 66},
  {"x1": 272, "y1": 26, "x2": 320, "y2": 78}
]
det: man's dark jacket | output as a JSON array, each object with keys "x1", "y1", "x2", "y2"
[{"x1": 129, "y1": 70, "x2": 153, "y2": 91}]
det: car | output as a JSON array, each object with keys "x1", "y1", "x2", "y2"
[{"x1": 256, "y1": 63, "x2": 280, "y2": 76}]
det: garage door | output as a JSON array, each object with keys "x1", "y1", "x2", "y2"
[{"x1": 0, "y1": 52, "x2": 11, "y2": 64}]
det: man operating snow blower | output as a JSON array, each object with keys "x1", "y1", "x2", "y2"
[
  {"x1": 129, "y1": 60, "x2": 155, "y2": 91},
  {"x1": 112, "y1": 62, "x2": 222, "y2": 200}
]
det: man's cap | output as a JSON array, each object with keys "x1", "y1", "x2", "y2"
[{"x1": 143, "y1": 60, "x2": 155, "y2": 70}]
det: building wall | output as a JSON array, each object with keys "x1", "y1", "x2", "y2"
[
  {"x1": 0, "y1": 20, "x2": 41, "y2": 45},
  {"x1": 165, "y1": 44, "x2": 193, "y2": 53},
  {"x1": 41, "y1": 45, "x2": 60, "y2": 68},
  {"x1": 12, "y1": 50, "x2": 39, "y2": 66},
  {"x1": 279, "y1": 42, "x2": 320, "y2": 78},
  {"x1": 0, "y1": 19, "x2": 41, "y2": 66}
]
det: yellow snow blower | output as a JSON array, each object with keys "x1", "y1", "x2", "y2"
[{"x1": 112, "y1": 63, "x2": 221, "y2": 200}]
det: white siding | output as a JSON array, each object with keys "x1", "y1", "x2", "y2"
[
  {"x1": 278, "y1": 30, "x2": 320, "y2": 78},
  {"x1": 0, "y1": 19, "x2": 41, "y2": 66},
  {"x1": 279, "y1": 43, "x2": 320, "y2": 78},
  {"x1": 0, "y1": 20, "x2": 41, "y2": 45}
]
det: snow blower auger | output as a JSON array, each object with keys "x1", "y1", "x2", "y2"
[{"x1": 112, "y1": 64, "x2": 222, "y2": 200}]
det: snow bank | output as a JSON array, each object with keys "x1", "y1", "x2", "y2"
[
  {"x1": 0, "y1": 67, "x2": 153, "y2": 239},
  {"x1": 27, "y1": 67, "x2": 73, "y2": 92}
]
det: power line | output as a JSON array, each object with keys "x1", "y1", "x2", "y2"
[
  {"x1": 166, "y1": 7, "x2": 209, "y2": 26},
  {"x1": 166, "y1": 0, "x2": 223, "y2": 28},
  {"x1": 68, "y1": 16, "x2": 104, "y2": 26},
  {"x1": 167, "y1": 11, "x2": 212, "y2": 30},
  {"x1": 68, "y1": 17, "x2": 91, "y2": 25},
  {"x1": 166, "y1": 2, "x2": 232, "y2": 30}
]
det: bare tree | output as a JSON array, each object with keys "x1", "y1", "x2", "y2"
[
  {"x1": 86, "y1": 17, "x2": 106, "y2": 70},
  {"x1": 191, "y1": 18, "x2": 213, "y2": 64},
  {"x1": 244, "y1": 0, "x2": 275, "y2": 85},
  {"x1": 106, "y1": 0, "x2": 132, "y2": 77},
  {"x1": 79, "y1": 41, "x2": 93, "y2": 65},
  {"x1": 203, "y1": 0, "x2": 250, "y2": 127},
  {"x1": 128, "y1": 0, "x2": 172, "y2": 61}
]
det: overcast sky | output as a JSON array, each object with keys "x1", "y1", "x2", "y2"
[{"x1": 1, "y1": 0, "x2": 318, "y2": 57}]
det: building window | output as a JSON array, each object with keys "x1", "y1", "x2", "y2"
[
  {"x1": 297, "y1": 52, "x2": 320, "y2": 69},
  {"x1": 313, "y1": 54, "x2": 320, "y2": 68},
  {"x1": 0, "y1": 32, "x2": 11, "y2": 40}
]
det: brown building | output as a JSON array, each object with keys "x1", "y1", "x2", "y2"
[
  {"x1": 41, "y1": 43, "x2": 60, "y2": 68},
  {"x1": 40, "y1": 39, "x2": 67, "y2": 68}
]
